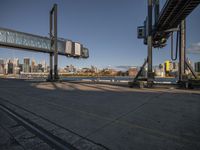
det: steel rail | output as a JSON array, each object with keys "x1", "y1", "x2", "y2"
[{"x1": 0, "y1": 103, "x2": 77, "y2": 150}]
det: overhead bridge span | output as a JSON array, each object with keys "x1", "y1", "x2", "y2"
[{"x1": 0, "y1": 27, "x2": 89, "y2": 58}]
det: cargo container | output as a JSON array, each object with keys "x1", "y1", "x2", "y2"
[
  {"x1": 65, "y1": 40, "x2": 73, "y2": 55},
  {"x1": 82, "y1": 47, "x2": 89, "y2": 58}
]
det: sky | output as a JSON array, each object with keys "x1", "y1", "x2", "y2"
[{"x1": 0, "y1": 0, "x2": 200, "y2": 69}]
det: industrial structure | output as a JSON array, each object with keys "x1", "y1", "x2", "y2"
[
  {"x1": 0, "y1": 4, "x2": 89, "y2": 81},
  {"x1": 133, "y1": 0, "x2": 200, "y2": 87}
]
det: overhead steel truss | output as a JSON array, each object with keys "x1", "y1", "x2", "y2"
[
  {"x1": 135, "y1": 0, "x2": 200, "y2": 87},
  {"x1": 0, "y1": 27, "x2": 88, "y2": 58},
  {"x1": 153, "y1": 0, "x2": 200, "y2": 47}
]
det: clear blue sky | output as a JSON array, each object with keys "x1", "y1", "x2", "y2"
[{"x1": 0, "y1": 0, "x2": 200, "y2": 68}]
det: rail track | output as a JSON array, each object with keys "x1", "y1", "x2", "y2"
[
  {"x1": 0, "y1": 99, "x2": 109, "y2": 150},
  {"x1": 0, "y1": 103, "x2": 77, "y2": 150}
]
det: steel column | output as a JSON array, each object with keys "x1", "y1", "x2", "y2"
[
  {"x1": 179, "y1": 20, "x2": 186, "y2": 81},
  {"x1": 50, "y1": 4, "x2": 59, "y2": 80},
  {"x1": 49, "y1": 9, "x2": 53, "y2": 81},
  {"x1": 49, "y1": 53, "x2": 53, "y2": 80},
  {"x1": 53, "y1": 4, "x2": 58, "y2": 80},
  {"x1": 147, "y1": 0, "x2": 154, "y2": 84}
]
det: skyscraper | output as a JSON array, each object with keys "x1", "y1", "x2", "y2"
[
  {"x1": 13, "y1": 58, "x2": 19, "y2": 74},
  {"x1": 31, "y1": 59, "x2": 37, "y2": 72},
  {"x1": 23, "y1": 58, "x2": 30, "y2": 73},
  {"x1": 195, "y1": 62, "x2": 200, "y2": 72},
  {"x1": 7, "y1": 60, "x2": 13, "y2": 74},
  {"x1": 41, "y1": 60, "x2": 47, "y2": 72},
  {"x1": 0, "y1": 59, "x2": 4, "y2": 74}
]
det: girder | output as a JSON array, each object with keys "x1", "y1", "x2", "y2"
[
  {"x1": 153, "y1": 0, "x2": 200, "y2": 47},
  {"x1": 0, "y1": 28, "x2": 89, "y2": 58},
  {"x1": 156, "y1": 0, "x2": 200, "y2": 31}
]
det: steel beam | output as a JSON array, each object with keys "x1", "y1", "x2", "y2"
[
  {"x1": 50, "y1": 4, "x2": 59, "y2": 80},
  {"x1": 49, "y1": 53, "x2": 53, "y2": 80},
  {"x1": 134, "y1": 58, "x2": 148, "y2": 82},
  {"x1": 179, "y1": 20, "x2": 186, "y2": 81},
  {"x1": 147, "y1": 0, "x2": 154, "y2": 84},
  {"x1": 53, "y1": 4, "x2": 59, "y2": 80},
  {"x1": 154, "y1": 0, "x2": 160, "y2": 25}
]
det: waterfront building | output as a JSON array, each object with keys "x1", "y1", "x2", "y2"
[
  {"x1": 13, "y1": 58, "x2": 19, "y2": 74},
  {"x1": 164, "y1": 60, "x2": 173, "y2": 77},
  {"x1": 0, "y1": 59, "x2": 4, "y2": 74},
  {"x1": 41, "y1": 60, "x2": 47, "y2": 72},
  {"x1": 31, "y1": 59, "x2": 37, "y2": 73},
  {"x1": 7, "y1": 60, "x2": 13, "y2": 74},
  {"x1": 195, "y1": 62, "x2": 200, "y2": 72},
  {"x1": 23, "y1": 58, "x2": 30, "y2": 73},
  {"x1": 128, "y1": 67, "x2": 138, "y2": 76}
]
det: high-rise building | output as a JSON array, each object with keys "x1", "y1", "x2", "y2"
[
  {"x1": 13, "y1": 58, "x2": 19, "y2": 67},
  {"x1": 195, "y1": 62, "x2": 200, "y2": 72},
  {"x1": 31, "y1": 59, "x2": 37, "y2": 72},
  {"x1": 7, "y1": 60, "x2": 13, "y2": 74},
  {"x1": 23, "y1": 58, "x2": 30, "y2": 73},
  {"x1": 0, "y1": 59, "x2": 4, "y2": 74},
  {"x1": 37, "y1": 64, "x2": 43, "y2": 72},
  {"x1": 13, "y1": 58, "x2": 19, "y2": 74},
  {"x1": 5, "y1": 59, "x2": 10, "y2": 74},
  {"x1": 41, "y1": 60, "x2": 47, "y2": 72},
  {"x1": 164, "y1": 60, "x2": 173, "y2": 76}
]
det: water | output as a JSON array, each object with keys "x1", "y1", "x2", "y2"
[{"x1": 61, "y1": 76, "x2": 177, "y2": 84}]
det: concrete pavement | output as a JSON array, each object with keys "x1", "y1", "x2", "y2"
[{"x1": 0, "y1": 78, "x2": 200, "y2": 150}]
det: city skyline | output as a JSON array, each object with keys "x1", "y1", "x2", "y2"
[
  {"x1": 1, "y1": 56, "x2": 199, "y2": 76},
  {"x1": 0, "y1": 0, "x2": 200, "y2": 69}
]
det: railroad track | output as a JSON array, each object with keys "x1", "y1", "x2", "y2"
[
  {"x1": 0, "y1": 103, "x2": 77, "y2": 150},
  {"x1": 0, "y1": 98, "x2": 109, "y2": 150}
]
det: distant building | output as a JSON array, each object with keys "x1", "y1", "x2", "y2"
[
  {"x1": 7, "y1": 61, "x2": 13, "y2": 74},
  {"x1": 185, "y1": 59, "x2": 193, "y2": 75},
  {"x1": 0, "y1": 59, "x2": 4, "y2": 74},
  {"x1": 23, "y1": 58, "x2": 30, "y2": 73},
  {"x1": 171, "y1": 62, "x2": 179, "y2": 77},
  {"x1": 41, "y1": 60, "x2": 47, "y2": 72},
  {"x1": 128, "y1": 67, "x2": 138, "y2": 76},
  {"x1": 31, "y1": 59, "x2": 37, "y2": 72},
  {"x1": 164, "y1": 60, "x2": 172, "y2": 77},
  {"x1": 90, "y1": 66, "x2": 98, "y2": 73},
  {"x1": 37, "y1": 64, "x2": 44, "y2": 72},
  {"x1": 195, "y1": 62, "x2": 200, "y2": 72},
  {"x1": 13, "y1": 58, "x2": 19, "y2": 74},
  {"x1": 64, "y1": 65, "x2": 76, "y2": 73},
  {"x1": 172, "y1": 62, "x2": 178, "y2": 71},
  {"x1": 19, "y1": 64, "x2": 23, "y2": 73},
  {"x1": 154, "y1": 64, "x2": 164, "y2": 77},
  {"x1": 5, "y1": 59, "x2": 10, "y2": 74}
]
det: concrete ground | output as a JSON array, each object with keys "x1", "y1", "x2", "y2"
[{"x1": 0, "y1": 78, "x2": 200, "y2": 150}]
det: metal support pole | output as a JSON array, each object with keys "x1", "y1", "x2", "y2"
[
  {"x1": 50, "y1": 3, "x2": 59, "y2": 81},
  {"x1": 53, "y1": 4, "x2": 58, "y2": 80},
  {"x1": 154, "y1": 0, "x2": 159, "y2": 25},
  {"x1": 48, "y1": 8, "x2": 53, "y2": 81},
  {"x1": 49, "y1": 53, "x2": 53, "y2": 80},
  {"x1": 147, "y1": 0, "x2": 154, "y2": 85},
  {"x1": 179, "y1": 20, "x2": 186, "y2": 81}
]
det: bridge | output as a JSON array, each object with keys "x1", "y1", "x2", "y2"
[
  {"x1": 153, "y1": 0, "x2": 200, "y2": 47},
  {"x1": 0, "y1": 4, "x2": 89, "y2": 81},
  {"x1": 0, "y1": 28, "x2": 89, "y2": 58}
]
